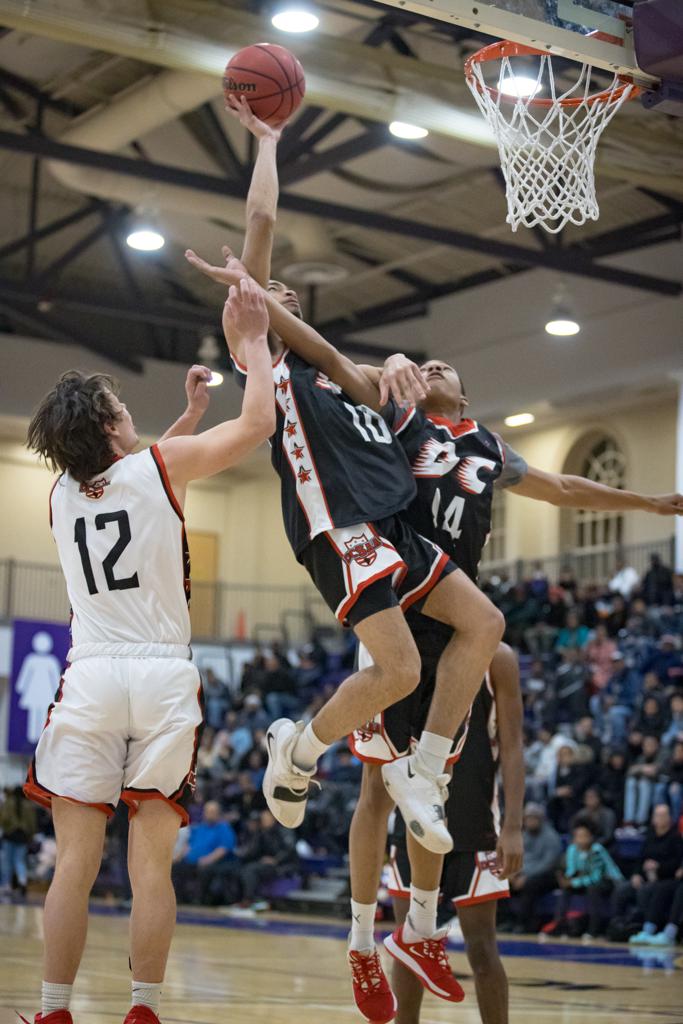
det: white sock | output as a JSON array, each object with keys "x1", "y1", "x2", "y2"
[
  {"x1": 291, "y1": 722, "x2": 329, "y2": 772},
  {"x1": 414, "y1": 731, "x2": 453, "y2": 777},
  {"x1": 349, "y1": 899, "x2": 377, "y2": 951},
  {"x1": 404, "y1": 885, "x2": 440, "y2": 940},
  {"x1": 41, "y1": 982, "x2": 72, "y2": 1015},
  {"x1": 132, "y1": 981, "x2": 162, "y2": 1014}
]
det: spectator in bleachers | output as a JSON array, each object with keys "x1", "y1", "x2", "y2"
[
  {"x1": 0, "y1": 786, "x2": 36, "y2": 900},
  {"x1": 573, "y1": 715, "x2": 603, "y2": 764},
  {"x1": 172, "y1": 800, "x2": 237, "y2": 905},
  {"x1": 613, "y1": 804, "x2": 683, "y2": 927},
  {"x1": 238, "y1": 691, "x2": 270, "y2": 733},
  {"x1": 586, "y1": 624, "x2": 618, "y2": 690},
  {"x1": 641, "y1": 865, "x2": 683, "y2": 947},
  {"x1": 606, "y1": 594, "x2": 629, "y2": 637},
  {"x1": 525, "y1": 726, "x2": 575, "y2": 803},
  {"x1": 502, "y1": 584, "x2": 542, "y2": 649},
  {"x1": 202, "y1": 668, "x2": 231, "y2": 730},
  {"x1": 506, "y1": 803, "x2": 563, "y2": 934},
  {"x1": 641, "y1": 553, "x2": 674, "y2": 606},
  {"x1": 218, "y1": 810, "x2": 298, "y2": 912},
  {"x1": 261, "y1": 652, "x2": 301, "y2": 720},
  {"x1": 623, "y1": 735, "x2": 666, "y2": 827},
  {"x1": 636, "y1": 695, "x2": 668, "y2": 736},
  {"x1": 591, "y1": 651, "x2": 640, "y2": 743},
  {"x1": 527, "y1": 561, "x2": 550, "y2": 602},
  {"x1": 597, "y1": 748, "x2": 628, "y2": 822},
  {"x1": 572, "y1": 787, "x2": 616, "y2": 847},
  {"x1": 655, "y1": 739, "x2": 683, "y2": 825},
  {"x1": 553, "y1": 649, "x2": 591, "y2": 722},
  {"x1": 547, "y1": 744, "x2": 591, "y2": 833},
  {"x1": 643, "y1": 635, "x2": 683, "y2": 688},
  {"x1": 662, "y1": 694, "x2": 683, "y2": 747},
  {"x1": 608, "y1": 555, "x2": 640, "y2": 601},
  {"x1": 556, "y1": 610, "x2": 591, "y2": 653},
  {"x1": 524, "y1": 588, "x2": 567, "y2": 655},
  {"x1": 558, "y1": 565, "x2": 578, "y2": 600},
  {"x1": 222, "y1": 709, "x2": 255, "y2": 766},
  {"x1": 543, "y1": 817, "x2": 623, "y2": 939}
]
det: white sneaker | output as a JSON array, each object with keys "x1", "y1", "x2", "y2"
[
  {"x1": 381, "y1": 755, "x2": 453, "y2": 854},
  {"x1": 263, "y1": 718, "x2": 317, "y2": 828}
]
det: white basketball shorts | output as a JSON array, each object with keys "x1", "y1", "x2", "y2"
[{"x1": 25, "y1": 654, "x2": 203, "y2": 824}]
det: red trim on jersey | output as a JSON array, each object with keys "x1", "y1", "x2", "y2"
[
  {"x1": 348, "y1": 710, "x2": 407, "y2": 765},
  {"x1": 48, "y1": 475, "x2": 62, "y2": 529},
  {"x1": 230, "y1": 345, "x2": 287, "y2": 375},
  {"x1": 393, "y1": 406, "x2": 417, "y2": 435},
  {"x1": 426, "y1": 415, "x2": 478, "y2": 439},
  {"x1": 287, "y1": 375, "x2": 335, "y2": 529},
  {"x1": 150, "y1": 444, "x2": 184, "y2": 521},
  {"x1": 324, "y1": 529, "x2": 406, "y2": 624},
  {"x1": 399, "y1": 551, "x2": 450, "y2": 611},
  {"x1": 388, "y1": 887, "x2": 410, "y2": 900},
  {"x1": 24, "y1": 762, "x2": 115, "y2": 818}
]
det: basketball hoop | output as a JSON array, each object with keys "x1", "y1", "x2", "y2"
[{"x1": 465, "y1": 40, "x2": 642, "y2": 234}]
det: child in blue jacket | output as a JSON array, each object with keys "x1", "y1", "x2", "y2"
[{"x1": 545, "y1": 816, "x2": 623, "y2": 939}]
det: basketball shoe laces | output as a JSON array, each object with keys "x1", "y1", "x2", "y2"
[
  {"x1": 411, "y1": 934, "x2": 451, "y2": 978},
  {"x1": 349, "y1": 949, "x2": 386, "y2": 992}
]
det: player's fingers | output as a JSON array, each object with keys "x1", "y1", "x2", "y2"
[
  {"x1": 412, "y1": 364, "x2": 429, "y2": 396},
  {"x1": 379, "y1": 376, "x2": 389, "y2": 407},
  {"x1": 222, "y1": 245, "x2": 234, "y2": 263}
]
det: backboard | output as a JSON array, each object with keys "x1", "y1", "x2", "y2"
[{"x1": 371, "y1": 1, "x2": 657, "y2": 83}]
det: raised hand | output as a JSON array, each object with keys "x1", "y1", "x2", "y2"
[
  {"x1": 185, "y1": 247, "x2": 248, "y2": 289},
  {"x1": 379, "y1": 352, "x2": 429, "y2": 407},
  {"x1": 650, "y1": 493, "x2": 683, "y2": 515},
  {"x1": 225, "y1": 94, "x2": 287, "y2": 142},
  {"x1": 225, "y1": 277, "x2": 269, "y2": 345},
  {"x1": 184, "y1": 364, "x2": 212, "y2": 417}
]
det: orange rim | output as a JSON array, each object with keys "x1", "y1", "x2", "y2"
[{"x1": 464, "y1": 39, "x2": 641, "y2": 109}]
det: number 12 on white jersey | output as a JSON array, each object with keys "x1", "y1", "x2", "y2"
[{"x1": 432, "y1": 488, "x2": 465, "y2": 541}]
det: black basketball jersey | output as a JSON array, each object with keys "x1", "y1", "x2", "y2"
[
  {"x1": 388, "y1": 406, "x2": 526, "y2": 582},
  {"x1": 232, "y1": 349, "x2": 416, "y2": 559},
  {"x1": 448, "y1": 675, "x2": 499, "y2": 851}
]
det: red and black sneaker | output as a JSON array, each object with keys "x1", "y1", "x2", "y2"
[
  {"x1": 383, "y1": 924, "x2": 465, "y2": 1003},
  {"x1": 18, "y1": 1013, "x2": 73, "y2": 1024},
  {"x1": 123, "y1": 1008, "x2": 161, "y2": 1024},
  {"x1": 348, "y1": 947, "x2": 397, "y2": 1023}
]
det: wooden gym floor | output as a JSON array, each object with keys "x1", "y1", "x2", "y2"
[{"x1": 1, "y1": 903, "x2": 681, "y2": 1024}]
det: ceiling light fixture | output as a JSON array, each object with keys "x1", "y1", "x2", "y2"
[
  {"x1": 126, "y1": 227, "x2": 165, "y2": 251},
  {"x1": 504, "y1": 412, "x2": 535, "y2": 428},
  {"x1": 545, "y1": 285, "x2": 581, "y2": 337},
  {"x1": 207, "y1": 371, "x2": 224, "y2": 387},
  {"x1": 499, "y1": 74, "x2": 542, "y2": 99},
  {"x1": 271, "y1": 8, "x2": 319, "y2": 32},
  {"x1": 389, "y1": 121, "x2": 429, "y2": 140}
]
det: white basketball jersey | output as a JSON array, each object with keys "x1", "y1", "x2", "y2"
[{"x1": 50, "y1": 445, "x2": 191, "y2": 651}]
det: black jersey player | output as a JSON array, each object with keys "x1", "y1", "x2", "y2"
[{"x1": 184, "y1": 98, "x2": 506, "y2": 987}]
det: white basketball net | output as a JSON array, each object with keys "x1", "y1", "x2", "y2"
[{"x1": 466, "y1": 54, "x2": 635, "y2": 233}]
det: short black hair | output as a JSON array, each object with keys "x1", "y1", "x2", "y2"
[
  {"x1": 572, "y1": 815, "x2": 596, "y2": 837},
  {"x1": 27, "y1": 370, "x2": 120, "y2": 484}
]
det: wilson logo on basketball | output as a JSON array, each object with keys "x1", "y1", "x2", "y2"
[
  {"x1": 343, "y1": 533, "x2": 380, "y2": 568},
  {"x1": 79, "y1": 477, "x2": 110, "y2": 500},
  {"x1": 222, "y1": 77, "x2": 256, "y2": 92}
]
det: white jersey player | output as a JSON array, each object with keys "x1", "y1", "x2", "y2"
[{"x1": 22, "y1": 279, "x2": 274, "y2": 1024}]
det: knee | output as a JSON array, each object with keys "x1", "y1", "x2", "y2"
[
  {"x1": 55, "y1": 846, "x2": 102, "y2": 891},
  {"x1": 466, "y1": 934, "x2": 500, "y2": 977},
  {"x1": 378, "y1": 645, "x2": 421, "y2": 700},
  {"x1": 358, "y1": 768, "x2": 395, "y2": 818}
]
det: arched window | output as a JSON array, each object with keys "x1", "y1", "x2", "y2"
[
  {"x1": 560, "y1": 433, "x2": 627, "y2": 580},
  {"x1": 573, "y1": 436, "x2": 626, "y2": 551}
]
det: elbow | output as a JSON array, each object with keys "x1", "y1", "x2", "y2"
[
  {"x1": 246, "y1": 408, "x2": 276, "y2": 444},
  {"x1": 247, "y1": 210, "x2": 276, "y2": 232}
]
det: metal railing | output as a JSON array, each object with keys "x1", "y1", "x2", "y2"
[
  {"x1": 480, "y1": 535, "x2": 676, "y2": 586},
  {"x1": 0, "y1": 534, "x2": 676, "y2": 643}
]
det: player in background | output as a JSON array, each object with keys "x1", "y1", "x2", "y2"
[
  {"x1": 189, "y1": 250, "x2": 683, "y2": 1021},
  {"x1": 21, "y1": 280, "x2": 274, "y2": 1024},
  {"x1": 387, "y1": 642, "x2": 523, "y2": 1024},
  {"x1": 186, "y1": 101, "x2": 506, "y2": 881}
]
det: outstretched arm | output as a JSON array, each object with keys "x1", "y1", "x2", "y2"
[
  {"x1": 158, "y1": 365, "x2": 212, "y2": 442},
  {"x1": 492, "y1": 643, "x2": 525, "y2": 880},
  {"x1": 510, "y1": 464, "x2": 683, "y2": 516},
  {"x1": 228, "y1": 96, "x2": 284, "y2": 288},
  {"x1": 159, "y1": 279, "x2": 275, "y2": 495}
]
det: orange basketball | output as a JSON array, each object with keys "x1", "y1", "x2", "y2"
[{"x1": 223, "y1": 43, "x2": 306, "y2": 125}]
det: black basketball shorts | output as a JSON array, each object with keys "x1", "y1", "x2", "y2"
[
  {"x1": 301, "y1": 515, "x2": 455, "y2": 627},
  {"x1": 388, "y1": 842, "x2": 509, "y2": 907}
]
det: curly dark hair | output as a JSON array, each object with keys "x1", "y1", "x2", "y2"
[{"x1": 27, "y1": 370, "x2": 121, "y2": 483}]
